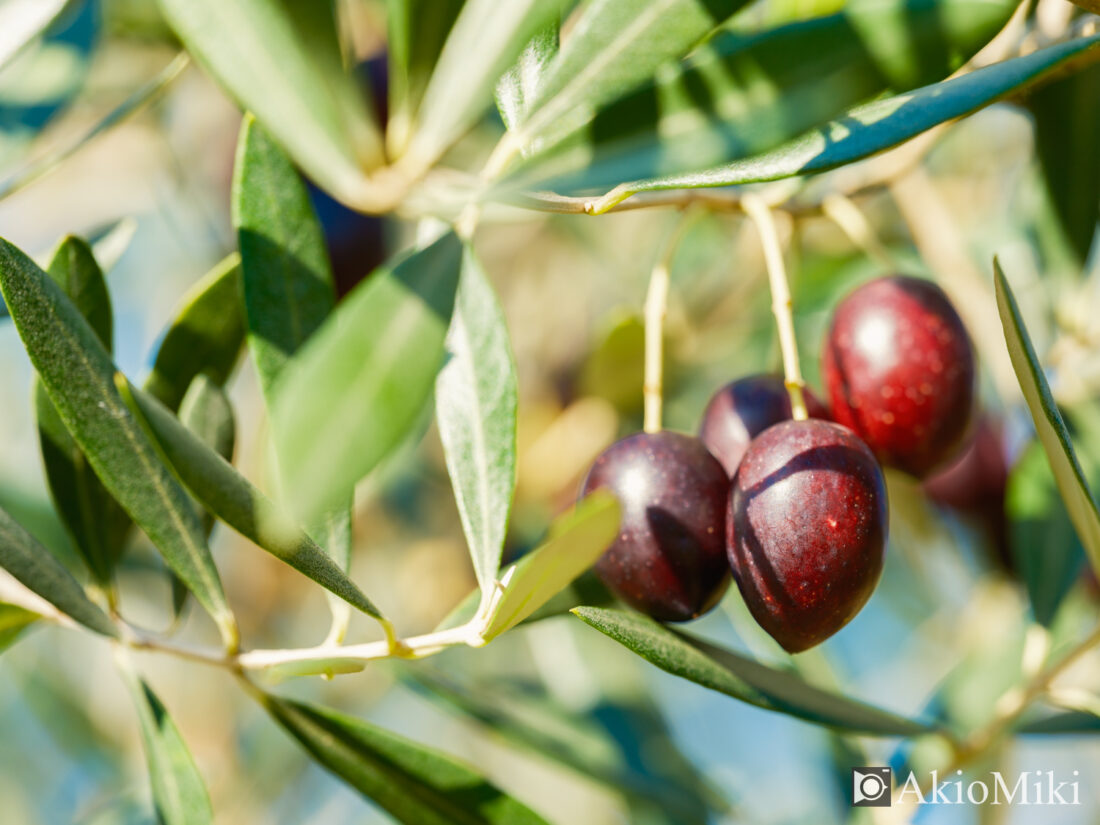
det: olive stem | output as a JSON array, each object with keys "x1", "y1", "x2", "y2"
[
  {"x1": 742, "y1": 193, "x2": 808, "y2": 421},
  {"x1": 643, "y1": 259, "x2": 670, "y2": 434}
]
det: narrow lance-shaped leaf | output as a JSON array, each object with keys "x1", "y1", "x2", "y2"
[
  {"x1": 118, "y1": 658, "x2": 213, "y2": 825},
  {"x1": 0, "y1": 0, "x2": 69, "y2": 73},
  {"x1": 118, "y1": 379, "x2": 385, "y2": 620},
  {"x1": 270, "y1": 232, "x2": 463, "y2": 527},
  {"x1": 156, "y1": 0, "x2": 383, "y2": 207},
  {"x1": 405, "y1": 0, "x2": 571, "y2": 171},
  {"x1": 256, "y1": 692, "x2": 550, "y2": 825},
  {"x1": 480, "y1": 491, "x2": 620, "y2": 642},
  {"x1": 145, "y1": 253, "x2": 245, "y2": 412},
  {"x1": 35, "y1": 236, "x2": 130, "y2": 583},
  {"x1": 0, "y1": 238, "x2": 236, "y2": 647},
  {"x1": 504, "y1": 0, "x2": 1018, "y2": 196},
  {"x1": 515, "y1": 0, "x2": 753, "y2": 149},
  {"x1": 573, "y1": 607, "x2": 936, "y2": 737},
  {"x1": 0, "y1": 504, "x2": 116, "y2": 637},
  {"x1": 580, "y1": 33, "x2": 1100, "y2": 213},
  {"x1": 495, "y1": 25, "x2": 558, "y2": 133},
  {"x1": 436, "y1": 247, "x2": 518, "y2": 595},
  {"x1": 386, "y1": 0, "x2": 466, "y2": 154},
  {"x1": 995, "y1": 259, "x2": 1100, "y2": 578},
  {"x1": 0, "y1": 603, "x2": 38, "y2": 655}
]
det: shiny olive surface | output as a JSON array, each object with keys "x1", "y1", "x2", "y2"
[
  {"x1": 700, "y1": 374, "x2": 830, "y2": 476},
  {"x1": 822, "y1": 275, "x2": 975, "y2": 478},
  {"x1": 728, "y1": 419, "x2": 887, "y2": 652},
  {"x1": 581, "y1": 431, "x2": 730, "y2": 622}
]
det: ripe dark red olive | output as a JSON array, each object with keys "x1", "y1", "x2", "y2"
[
  {"x1": 822, "y1": 275, "x2": 976, "y2": 478},
  {"x1": 581, "y1": 431, "x2": 730, "y2": 622},
  {"x1": 728, "y1": 419, "x2": 888, "y2": 652},
  {"x1": 699, "y1": 374, "x2": 830, "y2": 476}
]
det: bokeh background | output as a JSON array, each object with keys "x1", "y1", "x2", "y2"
[{"x1": 1, "y1": 1, "x2": 1100, "y2": 823}]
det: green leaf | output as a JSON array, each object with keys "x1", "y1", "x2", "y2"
[
  {"x1": 995, "y1": 260, "x2": 1100, "y2": 580},
  {"x1": 35, "y1": 237, "x2": 130, "y2": 583},
  {"x1": 435, "y1": 248, "x2": 518, "y2": 595},
  {"x1": 0, "y1": 238, "x2": 236, "y2": 647},
  {"x1": 0, "y1": 603, "x2": 38, "y2": 654},
  {"x1": 117, "y1": 380, "x2": 384, "y2": 620},
  {"x1": 515, "y1": 0, "x2": 753, "y2": 149},
  {"x1": 0, "y1": 504, "x2": 116, "y2": 637},
  {"x1": 257, "y1": 693, "x2": 550, "y2": 825},
  {"x1": 1006, "y1": 440, "x2": 1087, "y2": 626},
  {"x1": 270, "y1": 231, "x2": 462, "y2": 527},
  {"x1": 404, "y1": 0, "x2": 571, "y2": 170},
  {"x1": 573, "y1": 607, "x2": 937, "y2": 736},
  {"x1": 495, "y1": 25, "x2": 558, "y2": 133},
  {"x1": 1017, "y1": 711, "x2": 1100, "y2": 734},
  {"x1": 145, "y1": 253, "x2": 245, "y2": 412},
  {"x1": 386, "y1": 0, "x2": 466, "y2": 153},
  {"x1": 179, "y1": 375, "x2": 235, "y2": 467},
  {"x1": 1027, "y1": 60, "x2": 1100, "y2": 264},
  {"x1": 0, "y1": 0, "x2": 70, "y2": 74},
  {"x1": 505, "y1": 0, "x2": 1019, "y2": 197},
  {"x1": 119, "y1": 661, "x2": 213, "y2": 825},
  {"x1": 481, "y1": 491, "x2": 621, "y2": 642},
  {"x1": 233, "y1": 116, "x2": 336, "y2": 401},
  {"x1": 156, "y1": 0, "x2": 383, "y2": 207}
]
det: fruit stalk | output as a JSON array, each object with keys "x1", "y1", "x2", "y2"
[{"x1": 742, "y1": 194, "x2": 808, "y2": 421}]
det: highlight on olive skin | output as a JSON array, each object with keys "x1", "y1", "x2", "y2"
[
  {"x1": 727, "y1": 418, "x2": 889, "y2": 653},
  {"x1": 822, "y1": 275, "x2": 976, "y2": 478},
  {"x1": 580, "y1": 430, "x2": 731, "y2": 622}
]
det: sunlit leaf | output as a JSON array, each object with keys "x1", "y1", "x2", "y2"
[
  {"x1": 258, "y1": 693, "x2": 550, "y2": 825},
  {"x1": 119, "y1": 660, "x2": 213, "y2": 825},
  {"x1": 118, "y1": 380, "x2": 384, "y2": 620},
  {"x1": 573, "y1": 607, "x2": 937, "y2": 736},
  {"x1": 436, "y1": 248, "x2": 517, "y2": 595},
  {"x1": 0, "y1": 238, "x2": 235, "y2": 646},
  {"x1": 495, "y1": 25, "x2": 558, "y2": 132},
  {"x1": 145, "y1": 253, "x2": 245, "y2": 412},
  {"x1": 35, "y1": 236, "x2": 129, "y2": 584},
  {"x1": 270, "y1": 231, "x2": 462, "y2": 527},
  {"x1": 481, "y1": 492, "x2": 620, "y2": 642},
  {"x1": 0, "y1": 0, "x2": 69, "y2": 74},
  {"x1": 576, "y1": 31, "x2": 1100, "y2": 212},
  {"x1": 157, "y1": 0, "x2": 383, "y2": 206},
  {"x1": 0, "y1": 602, "x2": 37, "y2": 654},
  {"x1": 0, "y1": 504, "x2": 116, "y2": 637},
  {"x1": 995, "y1": 260, "x2": 1100, "y2": 580}
]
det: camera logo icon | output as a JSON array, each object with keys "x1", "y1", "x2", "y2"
[{"x1": 852, "y1": 767, "x2": 892, "y2": 807}]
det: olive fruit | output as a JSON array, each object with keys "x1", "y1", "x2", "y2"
[
  {"x1": 700, "y1": 374, "x2": 830, "y2": 476},
  {"x1": 822, "y1": 275, "x2": 975, "y2": 478},
  {"x1": 728, "y1": 419, "x2": 888, "y2": 652},
  {"x1": 581, "y1": 431, "x2": 730, "y2": 622}
]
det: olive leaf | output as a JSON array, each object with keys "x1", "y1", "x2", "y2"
[
  {"x1": 0, "y1": 0, "x2": 70, "y2": 74},
  {"x1": 0, "y1": 603, "x2": 38, "y2": 655},
  {"x1": 0, "y1": 238, "x2": 236, "y2": 647}
]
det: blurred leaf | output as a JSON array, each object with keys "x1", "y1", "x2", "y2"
[
  {"x1": 573, "y1": 607, "x2": 937, "y2": 736},
  {"x1": 0, "y1": 602, "x2": 37, "y2": 653},
  {"x1": 270, "y1": 231, "x2": 462, "y2": 527},
  {"x1": 386, "y1": 0, "x2": 466, "y2": 152},
  {"x1": 405, "y1": 0, "x2": 571, "y2": 169},
  {"x1": 1017, "y1": 710, "x2": 1100, "y2": 733},
  {"x1": 119, "y1": 661, "x2": 213, "y2": 825},
  {"x1": 495, "y1": 25, "x2": 558, "y2": 132},
  {"x1": 1006, "y1": 441, "x2": 1087, "y2": 625},
  {"x1": 0, "y1": 238, "x2": 235, "y2": 646},
  {"x1": 258, "y1": 693, "x2": 550, "y2": 825},
  {"x1": 516, "y1": 0, "x2": 753, "y2": 150},
  {"x1": 233, "y1": 116, "x2": 335, "y2": 401},
  {"x1": 145, "y1": 253, "x2": 245, "y2": 412},
  {"x1": 580, "y1": 32, "x2": 1100, "y2": 213},
  {"x1": 506, "y1": 0, "x2": 1019, "y2": 196},
  {"x1": 179, "y1": 375, "x2": 235, "y2": 468},
  {"x1": 0, "y1": 0, "x2": 70, "y2": 73},
  {"x1": 407, "y1": 669, "x2": 724, "y2": 824},
  {"x1": 157, "y1": 0, "x2": 383, "y2": 206},
  {"x1": 35, "y1": 236, "x2": 130, "y2": 583},
  {"x1": 995, "y1": 260, "x2": 1100, "y2": 580},
  {"x1": 0, "y1": 504, "x2": 116, "y2": 637},
  {"x1": 436, "y1": 247, "x2": 518, "y2": 595},
  {"x1": 578, "y1": 313, "x2": 646, "y2": 414},
  {"x1": 1027, "y1": 61, "x2": 1100, "y2": 264},
  {"x1": 481, "y1": 492, "x2": 620, "y2": 642},
  {"x1": 118, "y1": 380, "x2": 384, "y2": 620}
]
